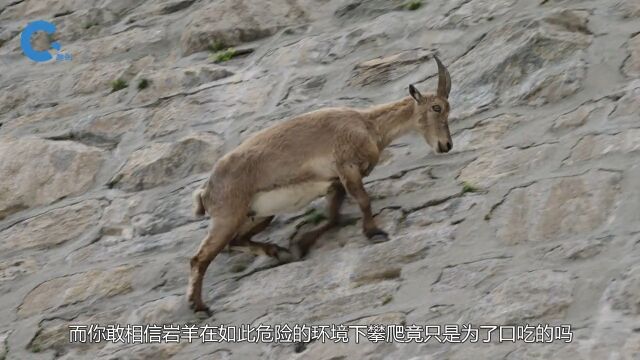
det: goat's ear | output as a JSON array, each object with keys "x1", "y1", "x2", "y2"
[{"x1": 409, "y1": 84, "x2": 425, "y2": 104}]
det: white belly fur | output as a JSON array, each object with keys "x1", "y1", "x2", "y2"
[{"x1": 250, "y1": 181, "x2": 332, "y2": 217}]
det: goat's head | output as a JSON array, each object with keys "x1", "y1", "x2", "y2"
[{"x1": 409, "y1": 56, "x2": 452, "y2": 154}]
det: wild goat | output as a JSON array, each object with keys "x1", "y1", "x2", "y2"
[{"x1": 188, "y1": 56, "x2": 452, "y2": 313}]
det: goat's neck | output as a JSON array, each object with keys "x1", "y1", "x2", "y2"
[{"x1": 363, "y1": 97, "x2": 416, "y2": 150}]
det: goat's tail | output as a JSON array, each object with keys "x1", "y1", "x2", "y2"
[{"x1": 193, "y1": 188, "x2": 206, "y2": 216}]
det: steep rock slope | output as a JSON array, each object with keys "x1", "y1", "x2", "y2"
[{"x1": 0, "y1": 0, "x2": 639, "y2": 359}]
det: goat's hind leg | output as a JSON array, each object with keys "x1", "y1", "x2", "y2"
[
  {"x1": 229, "y1": 216, "x2": 294, "y2": 263},
  {"x1": 187, "y1": 215, "x2": 243, "y2": 314}
]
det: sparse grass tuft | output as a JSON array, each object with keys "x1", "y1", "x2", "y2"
[
  {"x1": 211, "y1": 48, "x2": 237, "y2": 63},
  {"x1": 111, "y1": 78, "x2": 128, "y2": 92},
  {"x1": 84, "y1": 21, "x2": 99, "y2": 29},
  {"x1": 137, "y1": 78, "x2": 150, "y2": 90},
  {"x1": 207, "y1": 39, "x2": 227, "y2": 53},
  {"x1": 461, "y1": 181, "x2": 480, "y2": 194},
  {"x1": 405, "y1": 0, "x2": 422, "y2": 11},
  {"x1": 381, "y1": 294, "x2": 393, "y2": 305},
  {"x1": 303, "y1": 208, "x2": 327, "y2": 225}
]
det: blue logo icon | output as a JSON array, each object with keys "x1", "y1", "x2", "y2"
[{"x1": 20, "y1": 20, "x2": 71, "y2": 63}]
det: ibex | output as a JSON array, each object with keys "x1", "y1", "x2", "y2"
[{"x1": 188, "y1": 56, "x2": 452, "y2": 313}]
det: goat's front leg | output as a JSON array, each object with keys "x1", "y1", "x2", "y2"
[{"x1": 338, "y1": 163, "x2": 389, "y2": 243}]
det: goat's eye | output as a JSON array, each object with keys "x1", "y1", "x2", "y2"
[{"x1": 432, "y1": 105, "x2": 442, "y2": 113}]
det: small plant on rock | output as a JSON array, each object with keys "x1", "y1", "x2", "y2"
[
  {"x1": 405, "y1": 0, "x2": 422, "y2": 10},
  {"x1": 211, "y1": 48, "x2": 237, "y2": 63},
  {"x1": 303, "y1": 208, "x2": 327, "y2": 225},
  {"x1": 84, "y1": 21, "x2": 99, "y2": 29},
  {"x1": 111, "y1": 78, "x2": 128, "y2": 93},
  {"x1": 461, "y1": 181, "x2": 480, "y2": 194},
  {"x1": 381, "y1": 294, "x2": 393, "y2": 305},
  {"x1": 137, "y1": 78, "x2": 150, "y2": 90},
  {"x1": 208, "y1": 39, "x2": 227, "y2": 53}
]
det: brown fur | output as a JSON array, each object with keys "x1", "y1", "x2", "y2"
[
  {"x1": 192, "y1": 188, "x2": 205, "y2": 216},
  {"x1": 187, "y1": 56, "x2": 453, "y2": 314}
]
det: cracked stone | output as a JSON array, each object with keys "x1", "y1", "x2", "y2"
[
  {"x1": 0, "y1": 102, "x2": 80, "y2": 137},
  {"x1": 27, "y1": 308, "x2": 125, "y2": 357},
  {"x1": 54, "y1": 7, "x2": 118, "y2": 43},
  {"x1": 0, "y1": 200, "x2": 105, "y2": 254},
  {"x1": 455, "y1": 114, "x2": 520, "y2": 152},
  {"x1": 367, "y1": 168, "x2": 436, "y2": 200},
  {"x1": 0, "y1": 138, "x2": 104, "y2": 220},
  {"x1": 278, "y1": 75, "x2": 326, "y2": 107},
  {"x1": 345, "y1": 311, "x2": 406, "y2": 325},
  {"x1": 561, "y1": 236, "x2": 608, "y2": 260},
  {"x1": 604, "y1": 264, "x2": 640, "y2": 316},
  {"x1": 180, "y1": 0, "x2": 307, "y2": 55},
  {"x1": 491, "y1": 170, "x2": 622, "y2": 244},
  {"x1": 110, "y1": 132, "x2": 222, "y2": 191},
  {"x1": 437, "y1": 0, "x2": 518, "y2": 28},
  {"x1": 0, "y1": 331, "x2": 8, "y2": 360},
  {"x1": 335, "y1": 0, "x2": 405, "y2": 21},
  {"x1": 464, "y1": 270, "x2": 573, "y2": 324},
  {"x1": 100, "y1": 343, "x2": 185, "y2": 360},
  {"x1": 28, "y1": 318, "x2": 71, "y2": 356},
  {"x1": 433, "y1": 258, "x2": 508, "y2": 292},
  {"x1": 404, "y1": 195, "x2": 481, "y2": 227},
  {"x1": 125, "y1": 295, "x2": 185, "y2": 325},
  {"x1": 0, "y1": 0, "x2": 638, "y2": 358},
  {"x1": 623, "y1": 33, "x2": 640, "y2": 77},
  {"x1": 130, "y1": 184, "x2": 201, "y2": 236},
  {"x1": 64, "y1": 108, "x2": 145, "y2": 148},
  {"x1": 505, "y1": 342, "x2": 584, "y2": 360},
  {"x1": 609, "y1": 84, "x2": 640, "y2": 121},
  {"x1": 295, "y1": 283, "x2": 400, "y2": 324},
  {"x1": 71, "y1": 59, "x2": 139, "y2": 96},
  {"x1": 621, "y1": 333, "x2": 640, "y2": 360},
  {"x1": 18, "y1": 265, "x2": 135, "y2": 318},
  {"x1": 459, "y1": 144, "x2": 556, "y2": 188},
  {"x1": 0, "y1": 257, "x2": 37, "y2": 284},
  {"x1": 612, "y1": 0, "x2": 640, "y2": 18},
  {"x1": 64, "y1": 27, "x2": 169, "y2": 63},
  {"x1": 550, "y1": 100, "x2": 607, "y2": 132},
  {"x1": 131, "y1": 64, "x2": 234, "y2": 106},
  {"x1": 566, "y1": 129, "x2": 640, "y2": 164},
  {"x1": 67, "y1": 221, "x2": 204, "y2": 266},
  {"x1": 451, "y1": 10, "x2": 591, "y2": 117},
  {"x1": 349, "y1": 49, "x2": 433, "y2": 87},
  {"x1": 144, "y1": 98, "x2": 210, "y2": 139}
]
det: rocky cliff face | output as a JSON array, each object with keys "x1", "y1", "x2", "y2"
[{"x1": 0, "y1": 0, "x2": 639, "y2": 359}]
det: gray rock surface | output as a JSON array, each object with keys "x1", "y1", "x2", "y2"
[{"x1": 0, "y1": 0, "x2": 638, "y2": 359}]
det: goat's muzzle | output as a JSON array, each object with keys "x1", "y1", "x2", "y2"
[{"x1": 437, "y1": 140, "x2": 452, "y2": 153}]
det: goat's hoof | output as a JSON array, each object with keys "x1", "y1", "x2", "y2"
[
  {"x1": 275, "y1": 247, "x2": 295, "y2": 263},
  {"x1": 195, "y1": 306, "x2": 212, "y2": 317},
  {"x1": 189, "y1": 301, "x2": 212, "y2": 316},
  {"x1": 366, "y1": 229, "x2": 389, "y2": 243},
  {"x1": 289, "y1": 244, "x2": 306, "y2": 261}
]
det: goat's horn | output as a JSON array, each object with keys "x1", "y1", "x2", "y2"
[{"x1": 434, "y1": 55, "x2": 451, "y2": 99}]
